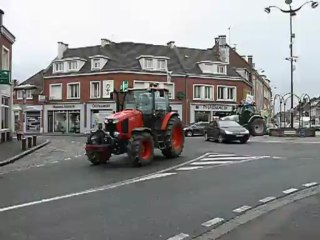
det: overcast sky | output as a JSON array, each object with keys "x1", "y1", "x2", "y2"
[{"x1": 2, "y1": 0, "x2": 320, "y2": 98}]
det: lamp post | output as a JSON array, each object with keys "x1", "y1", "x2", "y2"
[{"x1": 264, "y1": 0, "x2": 318, "y2": 128}]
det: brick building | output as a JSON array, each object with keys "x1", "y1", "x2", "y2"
[
  {"x1": 0, "y1": 9, "x2": 15, "y2": 141},
  {"x1": 13, "y1": 35, "x2": 270, "y2": 134}
]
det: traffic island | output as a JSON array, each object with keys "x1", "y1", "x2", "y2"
[
  {"x1": 0, "y1": 137, "x2": 51, "y2": 167},
  {"x1": 269, "y1": 128, "x2": 316, "y2": 137}
]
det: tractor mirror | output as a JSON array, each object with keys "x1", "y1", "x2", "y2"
[{"x1": 169, "y1": 106, "x2": 172, "y2": 112}]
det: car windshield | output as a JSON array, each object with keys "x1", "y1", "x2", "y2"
[{"x1": 218, "y1": 120, "x2": 240, "y2": 128}]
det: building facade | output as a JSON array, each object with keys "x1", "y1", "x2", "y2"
[
  {"x1": 14, "y1": 35, "x2": 269, "y2": 134},
  {"x1": 0, "y1": 9, "x2": 15, "y2": 142}
]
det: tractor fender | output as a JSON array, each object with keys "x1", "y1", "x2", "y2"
[
  {"x1": 248, "y1": 115, "x2": 264, "y2": 123},
  {"x1": 161, "y1": 112, "x2": 179, "y2": 131},
  {"x1": 132, "y1": 127, "x2": 153, "y2": 136}
]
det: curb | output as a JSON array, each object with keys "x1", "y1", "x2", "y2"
[{"x1": 0, "y1": 140, "x2": 51, "y2": 167}]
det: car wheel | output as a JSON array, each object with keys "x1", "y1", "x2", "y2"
[
  {"x1": 185, "y1": 130, "x2": 193, "y2": 137},
  {"x1": 204, "y1": 132, "x2": 209, "y2": 141},
  {"x1": 218, "y1": 134, "x2": 224, "y2": 143}
]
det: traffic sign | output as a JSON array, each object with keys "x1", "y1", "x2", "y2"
[{"x1": 0, "y1": 70, "x2": 10, "y2": 85}]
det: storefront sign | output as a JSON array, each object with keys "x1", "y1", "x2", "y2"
[
  {"x1": 52, "y1": 105, "x2": 76, "y2": 109},
  {"x1": 92, "y1": 104, "x2": 112, "y2": 109},
  {"x1": 195, "y1": 104, "x2": 233, "y2": 112}
]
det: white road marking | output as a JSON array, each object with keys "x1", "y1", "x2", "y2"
[
  {"x1": 259, "y1": 196, "x2": 276, "y2": 203},
  {"x1": 191, "y1": 161, "x2": 234, "y2": 165},
  {"x1": 201, "y1": 156, "x2": 257, "y2": 161},
  {"x1": 64, "y1": 157, "x2": 71, "y2": 161},
  {"x1": 0, "y1": 172, "x2": 177, "y2": 213},
  {"x1": 201, "y1": 217, "x2": 224, "y2": 227},
  {"x1": 167, "y1": 233, "x2": 189, "y2": 240},
  {"x1": 176, "y1": 166, "x2": 204, "y2": 171},
  {"x1": 207, "y1": 154, "x2": 237, "y2": 158},
  {"x1": 35, "y1": 164, "x2": 45, "y2": 168},
  {"x1": 303, "y1": 182, "x2": 318, "y2": 187},
  {"x1": 233, "y1": 205, "x2": 252, "y2": 213},
  {"x1": 283, "y1": 188, "x2": 298, "y2": 194},
  {"x1": 49, "y1": 161, "x2": 59, "y2": 164}
]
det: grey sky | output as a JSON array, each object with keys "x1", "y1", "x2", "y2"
[{"x1": 2, "y1": 0, "x2": 320, "y2": 98}]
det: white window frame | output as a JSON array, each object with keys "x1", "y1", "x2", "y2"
[
  {"x1": 217, "y1": 65, "x2": 226, "y2": 74},
  {"x1": 133, "y1": 80, "x2": 175, "y2": 99},
  {"x1": 26, "y1": 89, "x2": 33, "y2": 99},
  {"x1": 2, "y1": 46, "x2": 10, "y2": 70},
  {"x1": 68, "y1": 61, "x2": 78, "y2": 71},
  {"x1": 54, "y1": 62, "x2": 64, "y2": 73},
  {"x1": 16, "y1": 90, "x2": 23, "y2": 100},
  {"x1": 217, "y1": 85, "x2": 237, "y2": 102},
  {"x1": 144, "y1": 58, "x2": 154, "y2": 69},
  {"x1": 156, "y1": 59, "x2": 167, "y2": 70},
  {"x1": 1, "y1": 96, "x2": 10, "y2": 130},
  {"x1": 92, "y1": 59, "x2": 101, "y2": 70},
  {"x1": 90, "y1": 81, "x2": 101, "y2": 99},
  {"x1": 193, "y1": 84, "x2": 214, "y2": 101},
  {"x1": 67, "y1": 82, "x2": 81, "y2": 99},
  {"x1": 49, "y1": 83, "x2": 62, "y2": 100}
]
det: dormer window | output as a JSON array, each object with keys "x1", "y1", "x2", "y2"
[
  {"x1": 198, "y1": 61, "x2": 227, "y2": 75},
  {"x1": 92, "y1": 59, "x2": 101, "y2": 69},
  {"x1": 217, "y1": 65, "x2": 226, "y2": 74},
  {"x1": 54, "y1": 62, "x2": 64, "y2": 72},
  {"x1": 137, "y1": 55, "x2": 169, "y2": 71},
  {"x1": 68, "y1": 61, "x2": 78, "y2": 71},
  {"x1": 89, "y1": 55, "x2": 109, "y2": 71}
]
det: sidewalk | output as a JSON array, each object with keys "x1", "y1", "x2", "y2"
[
  {"x1": 0, "y1": 137, "x2": 49, "y2": 167},
  {"x1": 218, "y1": 193, "x2": 320, "y2": 240}
]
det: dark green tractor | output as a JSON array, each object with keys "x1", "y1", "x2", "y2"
[{"x1": 221, "y1": 103, "x2": 266, "y2": 136}]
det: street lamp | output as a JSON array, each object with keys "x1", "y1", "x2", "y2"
[{"x1": 264, "y1": 0, "x2": 318, "y2": 129}]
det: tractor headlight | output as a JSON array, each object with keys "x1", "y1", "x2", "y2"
[
  {"x1": 90, "y1": 134, "x2": 99, "y2": 144},
  {"x1": 113, "y1": 131, "x2": 120, "y2": 138}
]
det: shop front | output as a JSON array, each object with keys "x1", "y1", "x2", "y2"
[
  {"x1": 44, "y1": 104, "x2": 85, "y2": 133},
  {"x1": 190, "y1": 103, "x2": 235, "y2": 123},
  {"x1": 24, "y1": 105, "x2": 43, "y2": 133},
  {"x1": 86, "y1": 102, "x2": 116, "y2": 130}
]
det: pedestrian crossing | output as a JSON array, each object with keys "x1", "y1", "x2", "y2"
[{"x1": 174, "y1": 153, "x2": 269, "y2": 172}]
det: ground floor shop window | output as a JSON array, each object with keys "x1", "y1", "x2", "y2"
[
  {"x1": 1, "y1": 107, "x2": 9, "y2": 129},
  {"x1": 91, "y1": 110, "x2": 113, "y2": 129},
  {"x1": 195, "y1": 111, "x2": 210, "y2": 122},
  {"x1": 26, "y1": 111, "x2": 41, "y2": 132},
  {"x1": 212, "y1": 111, "x2": 231, "y2": 118},
  {"x1": 54, "y1": 112, "x2": 67, "y2": 133},
  {"x1": 48, "y1": 110, "x2": 81, "y2": 133},
  {"x1": 69, "y1": 112, "x2": 80, "y2": 133}
]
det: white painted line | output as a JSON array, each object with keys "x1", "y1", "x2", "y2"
[
  {"x1": 233, "y1": 205, "x2": 252, "y2": 213},
  {"x1": 167, "y1": 233, "x2": 189, "y2": 240},
  {"x1": 135, "y1": 172, "x2": 176, "y2": 182},
  {"x1": 191, "y1": 161, "x2": 234, "y2": 165},
  {"x1": 64, "y1": 157, "x2": 71, "y2": 161},
  {"x1": 50, "y1": 161, "x2": 59, "y2": 164},
  {"x1": 303, "y1": 182, "x2": 318, "y2": 188},
  {"x1": 35, "y1": 164, "x2": 45, "y2": 168},
  {"x1": 282, "y1": 188, "x2": 298, "y2": 194},
  {"x1": 201, "y1": 217, "x2": 224, "y2": 227},
  {"x1": 201, "y1": 156, "x2": 257, "y2": 161},
  {"x1": 259, "y1": 196, "x2": 276, "y2": 203},
  {"x1": 176, "y1": 166, "x2": 204, "y2": 171},
  {"x1": 207, "y1": 154, "x2": 237, "y2": 158}
]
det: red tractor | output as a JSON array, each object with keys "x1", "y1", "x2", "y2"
[{"x1": 85, "y1": 87, "x2": 185, "y2": 167}]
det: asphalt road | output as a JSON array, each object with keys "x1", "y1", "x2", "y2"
[{"x1": 0, "y1": 136, "x2": 320, "y2": 240}]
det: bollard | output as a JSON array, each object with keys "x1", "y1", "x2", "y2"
[
  {"x1": 32, "y1": 135, "x2": 37, "y2": 146},
  {"x1": 22, "y1": 138, "x2": 27, "y2": 151},
  {"x1": 27, "y1": 137, "x2": 32, "y2": 148}
]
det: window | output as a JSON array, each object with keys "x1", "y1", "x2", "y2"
[
  {"x1": 90, "y1": 81, "x2": 100, "y2": 99},
  {"x1": 92, "y1": 59, "x2": 101, "y2": 69},
  {"x1": 133, "y1": 81, "x2": 174, "y2": 99},
  {"x1": 2, "y1": 47, "x2": 10, "y2": 70},
  {"x1": 157, "y1": 59, "x2": 167, "y2": 70},
  {"x1": 68, "y1": 61, "x2": 78, "y2": 71},
  {"x1": 217, "y1": 86, "x2": 236, "y2": 101},
  {"x1": 49, "y1": 84, "x2": 62, "y2": 100},
  {"x1": 193, "y1": 85, "x2": 213, "y2": 100},
  {"x1": 1, "y1": 96, "x2": 9, "y2": 129},
  {"x1": 68, "y1": 83, "x2": 80, "y2": 99},
  {"x1": 218, "y1": 65, "x2": 225, "y2": 74},
  {"x1": 145, "y1": 58, "x2": 153, "y2": 69},
  {"x1": 26, "y1": 90, "x2": 33, "y2": 99},
  {"x1": 17, "y1": 90, "x2": 23, "y2": 100},
  {"x1": 54, "y1": 62, "x2": 64, "y2": 72}
]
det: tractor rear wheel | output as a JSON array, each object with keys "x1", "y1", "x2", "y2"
[
  {"x1": 127, "y1": 132, "x2": 154, "y2": 167},
  {"x1": 250, "y1": 118, "x2": 266, "y2": 136},
  {"x1": 162, "y1": 116, "x2": 184, "y2": 158}
]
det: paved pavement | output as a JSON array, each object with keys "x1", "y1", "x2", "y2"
[
  {"x1": 0, "y1": 135, "x2": 320, "y2": 239},
  {"x1": 218, "y1": 193, "x2": 320, "y2": 240},
  {"x1": 0, "y1": 140, "x2": 24, "y2": 162}
]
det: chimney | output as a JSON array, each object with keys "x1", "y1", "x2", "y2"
[
  {"x1": 247, "y1": 55, "x2": 253, "y2": 67},
  {"x1": 218, "y1": 35, "x2": 227, "y2": 46},
  {"x1": 0, "y1": 9, "x2": 4, "y2": 27},
  {"x1": 167, "y1": 41, "x2": 175, "y2": 48},
  {"x1": 58, "y1": 42, "x2": 68, "y2": 59},
  {"x1": 101, "y1": 38, "x2": 111, "y2": 47}
]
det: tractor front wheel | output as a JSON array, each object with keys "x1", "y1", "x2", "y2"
[
  {"x1": 250, "y1": 118, "x2": 266, "y2": 136},
  {"x1": 162, "y1": 117, "x2": 184, "y2": 158},
  {"x1": 127, "y1": 132, "x2": 154, "y2": 167}
]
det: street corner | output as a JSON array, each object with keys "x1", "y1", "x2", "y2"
[{"x1": 0, "y1": 137, "x2": 50, "y2": 167}]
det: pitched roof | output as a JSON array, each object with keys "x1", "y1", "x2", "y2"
[
  {"x1": 17, "y1": 70, "x2": 44, "y2": 89},
  {"x1": 44, "y1": 41, "x2": 245, "y2": 79}
]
